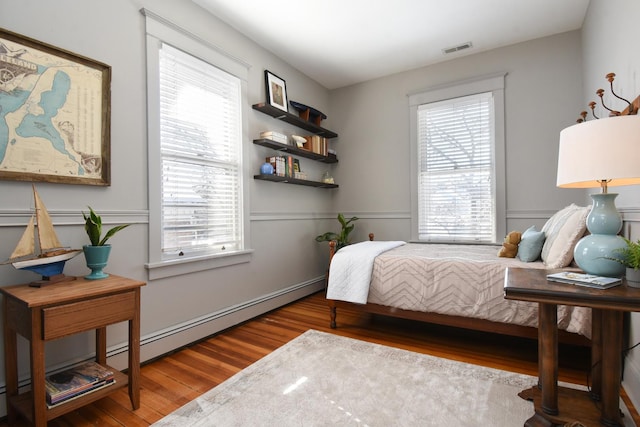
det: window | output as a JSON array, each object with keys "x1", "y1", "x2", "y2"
[
  {"x1": 159, "y1": 44, "x2": 242, "y2": 257},
  {"x1": 144, "y1": 9, "x2": 251, "y2": 279},
  {"x1": 409, "y1": 74, "x2": 506, "y2": 243}
]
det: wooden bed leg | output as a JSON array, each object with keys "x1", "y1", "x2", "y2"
[{"x1": 328, "y1": 300, "x2": 337, "y2": 328}]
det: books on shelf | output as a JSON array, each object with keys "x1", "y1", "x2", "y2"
[
  {"x1": 546, "y1": 272, "x2": 622, "y2": 289},
  {"x1": 259, "y1": 131, "x2": 287, "y2": 144},
  {"x1": 265, "y1": 155, "x2": 304, "y2": 178},
  {"x1": 303, "y1": 135, "x2": 328, "y2": 155},
  {"x1": 45, "y1": 361, "x2": 115, "y2": 407}
]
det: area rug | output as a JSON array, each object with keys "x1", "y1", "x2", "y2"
[{"x1": 153, "y1": 330, "x2": 634, "y2": 426}]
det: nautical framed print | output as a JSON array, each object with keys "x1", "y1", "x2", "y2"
[{"x1": 0, "y1": 27, "x2": 111, "y2": 186}]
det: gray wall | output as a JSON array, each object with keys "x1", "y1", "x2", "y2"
[
  {"x1": 329, "y1": 30, "x2": 587, "y2": 242},
  {"x1": 2, "y1": 0, "x2": 640, "y2": 416},
  {"x1": 581, "y1": 0, "x2": 640, "y2": 409}
]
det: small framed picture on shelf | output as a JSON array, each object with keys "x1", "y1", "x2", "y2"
[{"x1": 265, "y1": 70, "x2": 288, "y2": 112}]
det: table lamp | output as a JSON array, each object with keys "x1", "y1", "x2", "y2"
[{"x1": 556, "y1": 115, "x2": 640, "y2": 277}]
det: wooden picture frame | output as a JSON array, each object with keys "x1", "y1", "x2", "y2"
[
  {"x1": 0, "y1": 27, "x2": 111, "y2": 186},
  {"x1": 264, "y1": 70, "x2": 288, "y2": 113}
]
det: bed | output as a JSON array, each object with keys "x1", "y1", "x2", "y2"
[{"x1": 325, "y1": 204, "x2": 593, "y2": 346}]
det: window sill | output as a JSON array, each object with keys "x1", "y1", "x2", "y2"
[{"x1": 145, "y1": 249, "x2": 253, "y2": 280}]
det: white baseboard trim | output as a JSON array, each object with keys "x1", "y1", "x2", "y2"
[
  {"x1": 108, "y1": 276, "x2": 325, "y2": 369},
  {"x1": 623, "y1": 359, "x2": 640, "y2": 415}
]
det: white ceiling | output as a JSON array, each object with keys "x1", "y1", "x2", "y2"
[{"x1": 194, "y1": 0, "x2": 590, "y2": 90}]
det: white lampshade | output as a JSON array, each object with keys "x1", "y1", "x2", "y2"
[{"x1": 557, "y1": 115, "x2": 640, "y2": 189}]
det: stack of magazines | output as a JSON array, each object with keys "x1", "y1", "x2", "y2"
[
  {"x1": 546, "y1": 272, "x2": 622, "y2": 289},
  {"x1": 45, "y1": 361, "x2": 115, "y2": 407}
]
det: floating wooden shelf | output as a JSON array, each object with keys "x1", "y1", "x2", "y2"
[
  {"x1": 252, "y1": 103, "x2": 338, "y2": 138},
  {"x1": 254, "y1": 174, "x2": 338, "y2": 189},
  {"x1": 253, "y1": 139, "x2": 337, "y2": 164}
]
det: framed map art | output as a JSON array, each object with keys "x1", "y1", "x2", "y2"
[{"x1": 0, "y1": 28, "x2": 111, "y2": 185}]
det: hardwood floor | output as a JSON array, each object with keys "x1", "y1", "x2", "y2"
[{"x1": 1, "y1": 291, "x2": 637, "y2": 426}]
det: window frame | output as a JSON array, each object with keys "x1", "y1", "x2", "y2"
[
  {"x1": 143, "y1": 9, "x2": 252, "y2": 279},
  {"x1": 408, "y1": 73, "x2": 506, "y2": 243}
]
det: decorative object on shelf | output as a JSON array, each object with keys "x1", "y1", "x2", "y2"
[
  {"x1": 557, "y1": 74, "x2": 640, "y2": 276},
  {"x1": 0, "y1": 28, "x2": 111, "y2": 186},
  {"x1": 82, "y1": 206, "x2": 130, "y2": 280},
  {"x1": 609, "y1": 238, "x2": 640, "y2": 288},
  {"x1": 315, "y1": 213, "x2": 359, "y2": 252},
  {"x1": 2, "y1": 184, "x2": 81, "y2": 286},
  {"x1": 291, "y1": 135, "x2": 306, "y2": 148},
  {"x1": 321, "y1": 171, "x2": 334, "y2": 184},
  {"x1": 260, "y1": 162, "x2": 274, "y2": 175},
  {"x1": 289, "y1": 100, "x2": 327, "y2": 126},
  {"x1": 264, "y1": 70, "x2": 288, "y2": 112}
]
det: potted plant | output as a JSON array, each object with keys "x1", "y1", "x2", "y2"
[
  {"x1": 610, "y1": 238, "x2": 640, "y2": 287},
  {"x1": 82, "y1": 207, "x2": 131, "y2": 280},
  {"x1": 315, "y1": 213, "x2": 359, "y2": 252}
]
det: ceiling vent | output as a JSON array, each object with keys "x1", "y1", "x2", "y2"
[{"x1": 442, "y1": 42, "x2": 473, "y2": 55}]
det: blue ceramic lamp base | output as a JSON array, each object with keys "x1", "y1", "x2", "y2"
[{"x1": 573, "y1": 193, "x2": 625, "y2": 277}]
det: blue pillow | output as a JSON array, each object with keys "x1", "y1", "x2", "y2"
[{"x1": 518, "y1": 226, "x2": 546, "y2": 262}]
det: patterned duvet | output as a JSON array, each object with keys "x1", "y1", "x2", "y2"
[{"x1": 366, "y1": 243, "x2": 591, "y2": 338}]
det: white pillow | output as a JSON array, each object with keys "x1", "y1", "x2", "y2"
[{"x1": 541, "y1": 204, "x2": 589, "y2": 268}]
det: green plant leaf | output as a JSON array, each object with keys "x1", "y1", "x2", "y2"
[
  {"x1": 99, "y1": 224, "x2": 131, "y2": 246},
  {"x1": 83, "y1": 206, "x2": 130, "y2": 246},
  {"x1": 315, "y1": 214, "x2": 359, "y2": 248},
  {"x1": 83, "y1": 206, "x2": 102, "y2": 246}
]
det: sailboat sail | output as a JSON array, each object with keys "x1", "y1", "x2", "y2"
[
  {"x1": 33, "y1": 187, "x2": 63, "y2": 252},
  {"x1": 9, "y1": 216, "x2": 35, "y2": 260}
]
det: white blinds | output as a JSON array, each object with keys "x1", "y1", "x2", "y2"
[
  {"x1": 159, "y1": 43, "x2": 242, "y2": 257},
  {"x1": 417, "y1": 92, "x2": 495, "y2": 242}
]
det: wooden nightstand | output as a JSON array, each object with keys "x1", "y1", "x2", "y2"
[
  {"x1": 1, "y1": 275, "x2": 145, "y2": 426},
  {"x1": 504, "y1": 267, "x2": 640, "y2": 427}
]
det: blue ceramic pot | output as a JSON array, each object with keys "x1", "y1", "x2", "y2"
[{"x1": 83, "y1": 244, "x2": 111, "y2": 280}]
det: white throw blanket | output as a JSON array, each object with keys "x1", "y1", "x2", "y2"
[{"x1": 326, "y1": 240, "x2": 406, "y2": 304}]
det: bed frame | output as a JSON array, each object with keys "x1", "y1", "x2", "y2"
[{"x1": 326, "y1": 236, "x2": 591, "y2": 347}]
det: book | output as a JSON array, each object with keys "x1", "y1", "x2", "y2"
[
  {"x1": 546, "y1": 272, "x2": 622, "y2": 289},
  {"x1": 259, "y1": 131, "x2": 287, "y2": 144},
  {"x1": 46, "y1": 379, "x2": 116, "y2": 408},
  {"x1": 45, "y1": 361, "x2": 115, "y2": 405}
]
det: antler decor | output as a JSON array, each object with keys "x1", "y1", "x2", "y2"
[{"x1": 576, "y1": 72, "x2": 639, "y2": 123}]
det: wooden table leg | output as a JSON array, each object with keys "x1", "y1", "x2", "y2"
[
  {"x1": 129, "y1": 288, "x2": 141, "y2": 410},
  {"x1": 601, "y1": 310, "x2": 623, "y2": 427},
  {"x1": 539, "y1": 302, "x2": 558, "y2": 416},
  {"x1": 3, "y1": 299, "x2": 18, "y2": 424},
  {"x1": 96, "y1": 326, "x2": 107, "y2": 366},
  {"x1": 590, "y1": 308, "x2": 603, "y2": 401},
  {"x1": 30, "y1": 309, "x2": 46, "y2": 427}
]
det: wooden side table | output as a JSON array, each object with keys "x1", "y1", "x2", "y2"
[
  {"x1": 504, "y1": 267, "x2": 640, "y2": 427},
  {"x1": 1, "y1": 275, "x2": 145, "y2": 426}
]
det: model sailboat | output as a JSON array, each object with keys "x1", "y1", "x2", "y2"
[{"x1": 4, "y1": 185, "x2": 81, "y2": 281}]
